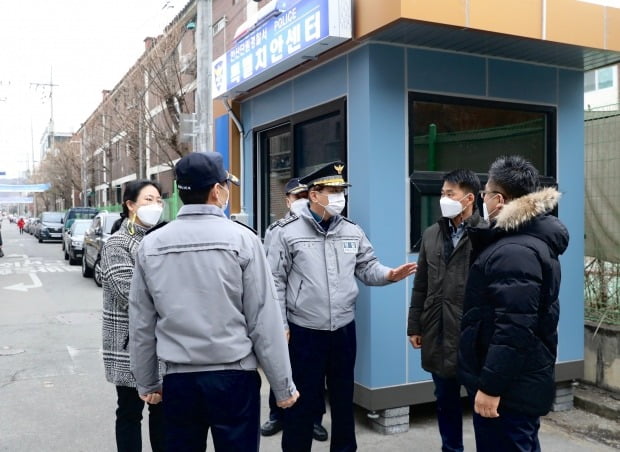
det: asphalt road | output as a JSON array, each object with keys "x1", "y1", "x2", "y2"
[{"x1": 0, "y1": 219, "x2": 616, "y2": 451}]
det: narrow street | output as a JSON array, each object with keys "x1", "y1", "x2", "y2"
[{"x1": 0, "y1": 220, "x2": 616, "y2": 451}]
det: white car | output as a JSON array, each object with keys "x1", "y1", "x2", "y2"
[{"x1": 64, "y1": 219, "x2": 93, "y2": 265}]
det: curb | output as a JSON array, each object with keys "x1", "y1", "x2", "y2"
[{"x1": 573, "y1": 384, "x2": 620, "y2": 422}]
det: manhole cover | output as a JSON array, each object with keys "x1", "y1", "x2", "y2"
[{"x1": 0, "y1": 346, "x2": 25, "y2": 356}]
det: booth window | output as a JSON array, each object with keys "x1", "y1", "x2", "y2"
[
  {"x1": 409, "y1": 93, "x2": 556, "y2": 252},
  {"x1": 255, "y1": 98, "x2": 346, "y2": 235}
]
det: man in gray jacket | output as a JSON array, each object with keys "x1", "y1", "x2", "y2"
[
  {"x1": 407, "y1": 169, "x2": 483, "y2": 452},
  {"x1": 266, "y1": 161, "x2": 416, "y2": 452},
  {"x1": 261, "y1": 177, "x2": 328, "y2": 442},
  {"x1": 129, "y1": 152, "x2": 298, "y2": 452}
]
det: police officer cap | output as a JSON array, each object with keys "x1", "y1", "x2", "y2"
[
  {"x1": 299, "y1": 161, "x2": 351, "y2": 188},
  {"x1": 175, "y1": 152, "x2": 240, "y2": 191},
  {"x1": 284, "y1": 178, "x2": 308, "y2": 195}
]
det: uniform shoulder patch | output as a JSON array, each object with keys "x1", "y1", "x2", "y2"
[
  {"x1": 276, "y1": 214, "x2": 299, "y2": 228},
  {"x1": 233, "y1": 220, "x2": 258, "y2": 235},
  {"x1": 277, "y1": 213, "x2": 299, "y2": 228}
]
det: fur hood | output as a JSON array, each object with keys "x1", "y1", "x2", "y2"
[{"x1": 495, "y1": 187, "x2": 561, "y2": 231}]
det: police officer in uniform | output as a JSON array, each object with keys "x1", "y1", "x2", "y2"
[
  {"x1": 261, "y1": 178, "x2": 328, "y2": 442},
  {"x1": 266, "y1": 161, "x2": 417, "y2": 452},
  {"x1": 263, "y1": 178, "x2": 309, "y2": 250},
  {"x1": 129, "y1": 152, "x2": 299, "y2": 452}
]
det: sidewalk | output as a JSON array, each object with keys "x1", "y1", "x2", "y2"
[
  {"x1": 203, "y1": 375, "x2": 620, "y2": 451},
  {"x1": 573, "y1": 380, "x2": 620, "y2": 421},
  {"x1": 542, "y1": 381, "x2": 620, "y2": 450}
]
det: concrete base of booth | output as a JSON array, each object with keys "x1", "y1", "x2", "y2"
[
  {"x1": 354, "y1": 360, "x2": 585, "y2": 412},
  {"x1": 367, "y1": 406, "x2": 410, "y2": 435}
]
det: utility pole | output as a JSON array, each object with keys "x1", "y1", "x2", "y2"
[
  {"x1": 31, "y1": 68, "x2": 58, "y2": 160},
  {"x1": 71, "y1": 138, "x2": 87, "y2": 207},
  {"x1": 196, "y1": 0, "x2": 213, "y2": 152}
]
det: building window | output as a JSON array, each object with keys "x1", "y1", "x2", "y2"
[
  {"x1": 585, "y1": 66, "x2": 616, "y2": 92},
  {"x1": 255, "y1": 98, "x2": 346, "y2": 235},
  {"x1": 408, "y1": 93, "x2": 556, "y2": 251},
  {"x1": 597, "y1": 67, "x2": 613, "y2": 89},
  {"x1": 584, "y1": 71, "x2": 596, "y2": 92}
]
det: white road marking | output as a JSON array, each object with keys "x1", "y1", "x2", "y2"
[{"x1": 3, "y1": 273, "x2": 43, "y2": 292}]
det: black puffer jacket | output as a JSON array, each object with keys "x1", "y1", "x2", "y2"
[
  {"x1": 408, "y1": 212, "x2": 484, "y2": 378},
  {"x1": 458, "y1": 187, "x2": 569, "y2": 417}
]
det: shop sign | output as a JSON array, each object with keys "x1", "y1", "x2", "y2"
[{"x1": 212, "y1": 0, "x2": 351, "y2": 98}]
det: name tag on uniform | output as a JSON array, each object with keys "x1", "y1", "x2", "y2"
[{"x1": 343, "y1": 240, "x2": 358, "y2": 254}]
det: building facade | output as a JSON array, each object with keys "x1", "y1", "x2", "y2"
[{"x1": 76, "y1": 0, "x2": 620, "y2": 415}]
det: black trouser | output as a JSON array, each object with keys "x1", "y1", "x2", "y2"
[
  {"x1": 432, "y1": 374, "x2": 463, "y2": 452},
  {"x1": 115, "y1": 385, "x2": 165, "y2": 452},
  {"x1": 163, "y1": 370, "x2": 261, "y2": 452},
  {"x1": 468, "y1": 392, "x2": 541, "y2": 452},
  {"x1": 282, "y1": 321, "x2": 357, "y2": 452}
]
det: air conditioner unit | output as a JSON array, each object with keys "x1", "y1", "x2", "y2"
[{"x1": 233, "y1": 0, "x2": 286, "y2": 43}]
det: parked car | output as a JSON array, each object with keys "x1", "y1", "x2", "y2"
[
  {"x1": 61, "y1": 207, "x2": 98, "y2": 251},
  {"x1": 25, "y1": 218, "x2": 38, "y2": 234},
  {"x1": 36, "y1": 211, "x2": 64, "y2": 242},
  {"x1": 64, "y1": 219, "x2": 93, "y2": 265},
  {"x1": 82, "y1": 211, "x2": 121, "y2": 287}
]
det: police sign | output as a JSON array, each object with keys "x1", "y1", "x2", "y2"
[{"x1": 212, "y1": 0, "x2": 352, "y2": 99}]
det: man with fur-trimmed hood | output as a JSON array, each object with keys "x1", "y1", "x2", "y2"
[{"x1": 458, "y1": 155, "x2": 569, "y2": 452}]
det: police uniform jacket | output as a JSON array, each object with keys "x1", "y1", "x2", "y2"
[
  {"x1": 458, "y1": 188, "x2": 569, "y2": 416},
  {"x1": 266, "y1": 204, "x2": 391, "y2": 331},
  {"x1": 128, "y1": 204, "x2": 296, "y2": 401}
]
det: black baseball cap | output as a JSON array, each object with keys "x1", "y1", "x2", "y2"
[
  {"x1": 284, "y1": 178, "x2": 308, "y2": 195},
  {"x1": 175, "y1": 152, "x2": 239, "y2": 191}
]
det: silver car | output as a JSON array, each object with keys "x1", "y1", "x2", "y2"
[{"x1": 64, "y1": 219, "x2": 92, "y2": 265}]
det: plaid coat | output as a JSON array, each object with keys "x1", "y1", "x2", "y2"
[{"x1": 101, "y1": 218, "x2": 147, "y2": 387}]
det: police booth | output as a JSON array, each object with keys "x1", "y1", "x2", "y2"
[{"x1": 211, "y1": 0, "x2": 620, "y2": 427}]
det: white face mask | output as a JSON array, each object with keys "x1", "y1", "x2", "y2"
[
  {"x1": 217, "y1": 184, "x2": 229, "y2": 212},
  {"x1": 290, "y1": 198, "x2": 307, "y2": 215},
  {"x1": 324, "y1": 192, "x2": 346, "y2": 216},
  {"x1": 136, "y1": 204, "x2": 163, "y2": 227},
  {"x1": 439, "y1": 196, "x2": 465, "y2": 219},
  {"x1": 482, "y1": 194, "x2": 500, "y2": 221}
]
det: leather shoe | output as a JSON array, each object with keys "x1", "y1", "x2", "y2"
[
  {"x1": 260, "y1": 419, "x2": 283, "y2": 437},
  {"x1": 313, "y1": 423, "x2": 328, "y2": 442}
]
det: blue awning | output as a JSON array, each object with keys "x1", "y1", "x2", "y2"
[{"x1": 0, "y1": 183, "x2": 51, "y2": 193}]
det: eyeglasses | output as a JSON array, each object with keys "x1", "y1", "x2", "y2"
[{"x1": 479, "y1": 190, "x2": 504, "y2": 199}]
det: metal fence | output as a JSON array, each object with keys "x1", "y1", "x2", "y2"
[{"x1": 585, "y1": 104, "x2": 620, "y2": 326}]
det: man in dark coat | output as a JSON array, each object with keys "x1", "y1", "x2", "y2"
[
  {"x1": 408, "y1": 169, "x2": 483, "y2": 452},
  {"x1": 459, "y1": 155, "x2": 569, "y2": 451}
]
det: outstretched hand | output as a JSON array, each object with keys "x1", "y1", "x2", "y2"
[{"x1": 387, "y1": 262, "x2": 417, "y2": 282}]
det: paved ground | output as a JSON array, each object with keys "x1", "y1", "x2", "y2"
[{"x1": 0, "y1": 219, "x2": 618, "y2": 451}]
